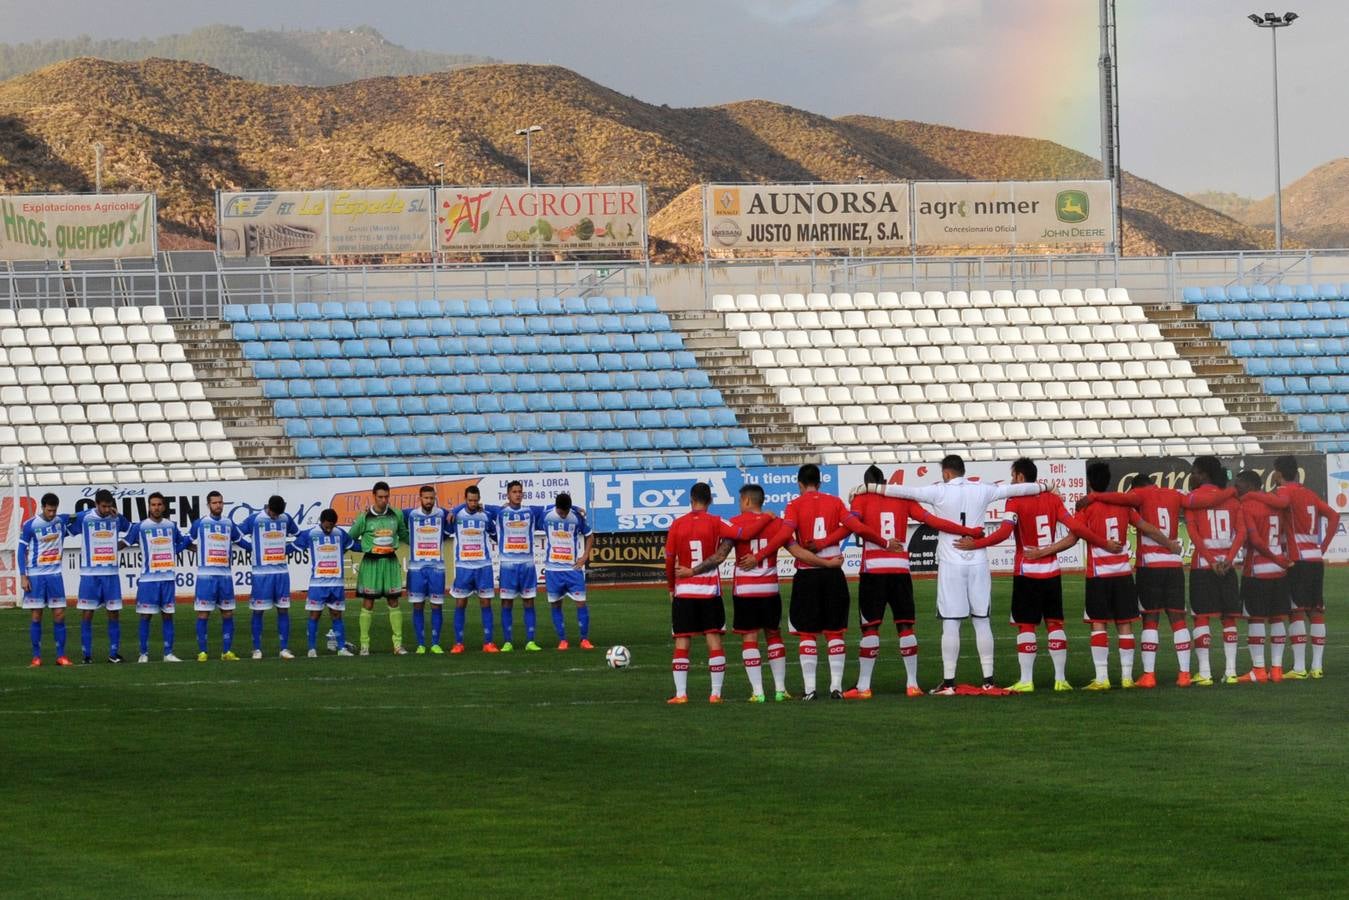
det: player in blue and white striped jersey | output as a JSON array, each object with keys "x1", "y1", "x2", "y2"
[
  {"x1": 124, "y1": 492, "x2": 193, "y2": 663},
  {"x1": 67, "y1": 489, "x2": 132, "y2": 663},
  {"x1": 543, "y1": 493, "x2": 594, "y2": 651},
  {"x1": 238, "y1": 496, "x2": 300, "y2": 660},
  {"x1": 494, "y1": 479, "x2": 549, "y2": 652},
  {"x1": 293, "y1": 509, "x2": 356, "y2": 658},
  {"x1": 186, "y1": 490, "x2": 243, "y2": 661},
  {"x1": 447, "y1": 485, "x2": 500, "y2": 653},
  {"x1": 405, "y1": 485, "x2": 453, "y2": 655},
  {"x1": 19, "y1": 493, "x2": 71, "y2": 667}
]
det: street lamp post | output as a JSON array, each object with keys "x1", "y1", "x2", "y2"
[
  {"x1": 93, "y1": 142, "x2": 104, "y2": 193},
  {"x1": 514, "y1": 125, "x2": 543, "y2": 187},
  {"x1": 1248, "y1": 11, "x2": 1298, "y2": 252},
  {"x1": 433, "y1": 161, "x2": 445, "y2": 188}
]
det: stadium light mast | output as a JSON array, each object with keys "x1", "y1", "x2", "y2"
[
  {"x1": 93, "y1": 142, "x2": 104, "y2": 193},
  {"x1": 514, "y1": 125, "x2": 544, "y2": 187},
  {"x1": 1098, "y1": 0, "x2": 1121, "y2": 255},
  {"x1": 434, "y1": 162, "x2": 445, "y2": 188},
  {"x1": 1249, "y1": 11, "x2": 1298, "y2": 251}
]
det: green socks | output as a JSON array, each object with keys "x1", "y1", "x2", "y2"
[
  {"x1": 359, "y1": 607, "x2": 372, "y2": 647},
  {"x1": 388, "y1": 607, "x2": 403, "y2": 647}
]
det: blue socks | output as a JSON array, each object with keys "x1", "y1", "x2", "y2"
[
  {"x1": 413, "y1": 606, "x2": 426, "y2": 647},
  {"x1": 30, "y1": 620, "x2": 41, "y2": 657},
  {"x1": 481, "y1": 605, "x2": 495, "y2": 645},
  {"x1": 334, "y1": 618, "x2": 346, "y2": 649},
  {"x1": 524, "y1": 606, "x2": 537, "y2": 640},
  {"x1": 454, "y1": 607, "x2": 466, "y2": 644},
  {"x1": 81, "y1": 618, "x2": 92, "y2": 657},
  {"x1": 54, "y1": 621, "x2": 66, "y2": 657},
  {"x1": 307, "y1": 617, "x2": 319, "y2": 651},
  {"x1": 502, "y1": 607, "x2": 514, "y2": 644},
  {"x1": 139, "y1": 617, "x2": 151, "y2": 655},
  {"x1": 251, "y1": 612, "x2": 264, "y2": 651},
  {"x1": 222, "y1": 616, "x2": 234, "y2": 653},
  {"x1": 107, "y1": 618, "x2": 120, "y2": 655},
  {"x1": 197, "y1": 618, "x2": 209, "y2": 653},
  {"x1": 277, "y1": 611, "x2": 290, "y2": 651},
  {"x1": 162, "y1": 616, "x2": 174, "y2": 656},
  {"x1": 577, "y1": 604, "x2": 590, "y2": 639},
  {"x1": 551, "y1": 603, "x2": 566, "y2": 640},
  {"x1": 431, "y1": 607, "x2": 443, "y2": 645}
]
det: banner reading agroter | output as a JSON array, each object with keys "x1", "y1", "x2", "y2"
[
  {"x1": 704, "y1": 183, "x2": 909, "y2": 252},
  {"x1": 17, "y1": 471, "x2": 583, "y2": 602},
  {"x1": 218, "y1": 189, "x2": 434, "y2": 257},
  {"x1": 0, "y1": 193, "x2": 155, "y2": 262},
  {"x1": 912, "y1": 180, "x2": 1113, "y2": 247},
  {"x1": 435, "y1": 185, "x2": 645, "y2": 253}
]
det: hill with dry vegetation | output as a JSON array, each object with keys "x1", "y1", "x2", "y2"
[
  {"x1": 1202, "y1": 159, "x2": 1349, "y2": 249},
  {"x1": 0, "y1": 58, "x2": 1273, "y2": 258}
]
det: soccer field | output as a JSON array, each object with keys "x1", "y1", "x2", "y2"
[{"x1": 2, "y1": 572, "x2": 1347, "y2": 899}]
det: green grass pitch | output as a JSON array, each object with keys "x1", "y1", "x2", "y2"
[{"x1": 2, "y1": 571, "x2": 1346, "y2": 898}]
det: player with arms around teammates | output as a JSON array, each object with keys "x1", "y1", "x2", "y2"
[
  {"x1": 68, "y1": 489, "x2": 132, "y2": 664},
  {"x1": 294, "y1": 508, "x2": 357, "y2": 658},
  {"x1": 238, "y1": 495, "x2": 300, "y2": 660},
  {"x1": 543, "y1": 493, "x2": 594, "y2": 650},
  {"x1": 187, "y1": 490, "x2": 244, "y2": 661},
  {"x1": 1182, "y1": 457, "x2": 1246, "y2": 685},
  {"x1": 124, "y1": 492, "x2": 193, "y2": 663},
  {"x1": 20, "y1": 493, "x2": 71, "y2": 667},
  {"x1": 348, "y1": 481, "x2": 410, "y2": 656},
  {"x1": 446, "y1": 485, "x2": 501, "y2": 654},
  {"x1": 494, "y1": 480, "x2": 549, "y2": 652},
  {"x1": 1271, "y1": 455, "x2": 1340, "y2": 679},
  {"x1": 405, "y1": 485, "x2": 453, "y2": 655}
]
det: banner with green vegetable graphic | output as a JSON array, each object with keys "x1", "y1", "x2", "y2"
[
  {"x1": 435, "y1": 185, "x2": 645, "y2": 254},
  {"x1": 0, "y1": 193, "x2": 156, "y2": 262}
]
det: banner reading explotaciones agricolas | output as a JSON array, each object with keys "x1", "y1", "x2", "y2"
[
  {"x1": 0, "y1": 193, "x2": 156, "y2": 261},
  {"x1": 434, "y1": 185, "x2": 645, "y2": 253}
]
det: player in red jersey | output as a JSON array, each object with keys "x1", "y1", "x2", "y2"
[
  {"x1": 1272, "y1": 455, "x2": 1340, "y2": 679},
  {"x1": 663, "y1": 482, "x2": 776, "y2": 704},
  {"x1": 1181, "y1": 456, "x2": 1247, "y2": 686},
  {"x1": 1078, "y1": 474, "x2": 1191, "y2": 688},
  {"x1": 843, "y1": 464, "x2": 981, "y2": 699},
  {"x1": 682, "y1": 484, "x2": 843, "y2": 702},
  {"x1": 958, "y1": 457, "x2": 1124, "y2": 692},
  {"x1": 746, "y1": 464, "x2": 892, "y2": 700},
  {"x1": 1233, "y1": 471, "x2": 1294, "y2": 684}
]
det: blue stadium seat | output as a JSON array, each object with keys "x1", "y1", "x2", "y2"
[
  {"x1": 674, "y1": 351, "x2": 697, "y2": 369},
  {"x1": 313, "y1": 340, "x2": 340, "y2": 359},
  {"x1": 586, "y1": 297, "x2": 612, "y2": 314},
  {"x1": 1227, "y1": 285, "x2": 1251, "y2": 302},
  {"x1": 370, "y1": 301, "x2": 394, "y2": 319},
  {"x1": 335, "y1": 417, "x2": 360, "y2": 437},
  {"x1": 686, "y1": 370, "x2": 711, "y2": 389},
  {"x1": 440, "y1": 299, "x2": 465, "y2": 317},
  {"x1": 403, "y1": 358, "x2": 430, "y2": 378},
  {"x1": 1234, "y1": 321, "x2": 1259, "y2": 340},
  {"x1": 395, "y1": 436, "x2": 422, "y2": 456},
  {"x1": 480, "y1": 318, "x2": 505, "y2": 337},
  {"x1": 550, "y1": 315, "x2": 577, "y2": 336},
  {"x1": 402, "y1": 318, "x2": 430, "y2": 338},
  {"x1": 1182, "y1": 287, "x2": 1204, "y2": 303},
  {"x1": 346, "y1": 302, "x2": 372, "y2": 320},
  {"x1": 466, "y1": 298, "x2": 490, "y2": 318},
  {"x1": 348, "y1": 438, "x2": 374, "y2": 457},
  {"x1": 665, "y1": 409, "x2": 690, "y2": 429},
  {"x1": 1202, "y1": 286, "x2": 1226, "y2": 302},
  {"x1": 1294, "y1": 284, "x2": 1317, "y2": 302},
  {"x1": 310, "y1": 419, "x2": 337, "y2": 438},
  {"x1": 636, "y1": 296, "x2": 659, "y2": 313},
  {"x1": 675, "y1": 430, "x2": 702, "y2": 450},
  {"x1": 563, "y1": 297, "x2": 587, "y2": 315},
  {"x1": 292, "y1": 341, "x2": 317, "y2": 360},
  {"x1": 535, "y1": 297, "x2": 561, "y2": 315},
  {"x1": 251, "y1": 360, "x2": 278, "y2": 379},
  {"x1": 712, "y1": 407, "x2": 737, "y2": 428},
  {"x1": 648, "y1": 314, "x2": 673, "y2": 331},
  {"x1": 376, "y1": 320, "x2": 402, "y2": 338},
  {"x1": 1212, "y1": 322, "x2": 1237, "y2": 340},
  {"x1": 1273, "y1": 285, "x2": 1295, "y2": 301},
  {"x1": 223, "y1": 304, "x2": 248, "y2": 323},
  {"x1": 1284, "y1": 321, "x2": 1307, "y2": 338},
  {"x1": 261, "y1": 380, "x2": 288, "y2": 399},
  {"x1": 1246, "y1": 285, "x2": 1271, "y2": 301},
  {"x1": 728, "y1": 428, "x2": 752, "y2": 448},
  {"x1": 1196, "y1": 305, "x2": 1220, "y2": 321},
  {"x1": 234, "y1": 322, "x2": 259, "y2": 341},
  {"x1": 608, "y1": 296, "x2": 634, "y2": 314},
  {"x1": 284, "y1": 419, "x2": 310, "y2": 438},
  {"x1": 302, "y1": 359, "x2": 327, "y2": 379},
  {"x1": 295, "y1": 438, "x2": 321, "y2": 458},
  {"x1": 365, "y1": 339, "x2": 392, "y2": 358},
  {"x1": 331, "y1": 320, "x2": 356, "y2": 340},
  {"x1": 514, "y1": 298, "x2": 539, "y2": 316},
  {"x1": 1305, "y1": 395, "x2": 1329, "y2": 414},
  {"x1": 318, "y1": 398, "x2": 345, "y2": 416},
  {"x1": 373, "y1": 396, "x2": 399, "y2": 417},
  {"x1": 272, "y1": 303, "x2": 297, "y2": 322},
  {"x1": 257, "y1": 322, "x2": 283, "y2": 341},
  {"x1": 246, "y1": 303, "x2": 273, "y2": 322},
  {"x1": 374, "y1": 358, "x2": 400, "y2": 377},
  {"x1": 351, "y1": 357, "x2": 376, "y2": 378}
]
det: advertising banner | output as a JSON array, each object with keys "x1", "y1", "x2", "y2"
[
  {"x1": 217, "y1": 188, "x2": 434, "y2": 257},
  {"x1": 0, "y1": 193, "x2": 156, "y2": 261},
  {"x1": 589, "y1": 532, "x2": 668, "y2": 585},
  {"x1": 704, "y1": 183, "x2": 909, "y2": 253},
  {"x1": 435, "y1": 185, "x2": 645, "y2": 253},
  {"x1": 15, "y1": 472, "x2": 583, "y2": 602},
  {"x1": 912, "y1": 180, "x2": 1114, "y2": 247},
  {"x1": 1322, "y1": 454, "x2": 1348, "y2": 564}
]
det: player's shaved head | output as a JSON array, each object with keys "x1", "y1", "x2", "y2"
[
  {"x1": 1273, "y1": 455, "x2": 1299, "y2": 483},
  {"x1": 689, "y1": 482, "x2": 712, "y2": 508},
  {"x1": 863, "y1": 464, "x2": 886, "y2": 485},
  {"x1": 797, "y1": 463, "x2": 821, "y2": 487},
  {"x1": 1086, "y1": 461, "x2": 1111, "y2": 493},
  {"x1": 1234, "y1": 470, "x2": 1262, "y2": 494},
  {"x1": 1010, "y1": 458, "x2": 1037, "y2": 483},
  {"x1": 941, "y1": 455, "x2": 965, "y2": 477},
  {"x1": 1192, "y1": 456, "x2": 1226, "y2": 489},
  {"x1": 738, "y1": 484, "x2": 765, "y2": 510}
]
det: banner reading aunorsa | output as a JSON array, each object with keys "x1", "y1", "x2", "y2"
[
  {"x1": 704, "y1": 183, "x2": 909, "y2": 252},
  {"x1": 434, "y1": 185, "x2": 645, "y2": 253},
  {"x1": 912, "y1": 180, "x2": 1114, "y2": 247},
  {"x1": 0, "y1": 193, "x2": 156, "y2": 262},
  {"x1": 217, "y1": 189, "x2": 434, "y2": 257}
]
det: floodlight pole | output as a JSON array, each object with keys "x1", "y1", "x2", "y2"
[
  {"x1": 93, "y1": 142, "x2": 104, "y2": 193},
  {"x1": 1250, "y1": 12, "x2": 1297, "y2": 251},
  {"x1": 515, "y1": 125, "x2": 543, "y2": 187}
]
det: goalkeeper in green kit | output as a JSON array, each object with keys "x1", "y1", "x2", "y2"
[{"x1": 348, "y1": 481, "x2": 411, "y2": 655}]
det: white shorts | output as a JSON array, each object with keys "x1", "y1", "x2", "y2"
[
  {"x1": 76, "y1": 597, "x2": 123, "y2": 611},
  {"x1": 22, "y1": 597, "x2": 66, "y2": 609},
  {"x1": 936, "y1": 564, "x2": 992, "y2": 619},
  {"x1": 136, "y1": 602, "x2": 177, "y2": 615},
  {"x1": 194, "y1": 598, "x2": 237, "y2": 612},
  {"x1": 305, "y1": 598, "x2": 346, "y2": 612},
  {"x1": 248, "y1": 597, "x2": 292, "y2": 611}
]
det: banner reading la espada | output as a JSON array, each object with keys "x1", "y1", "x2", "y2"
[
  {"x1": 434, "y1": 185, "x2": 645, "y2": 253},
  {"x1": 0, "y1": 193, "x2": 156, "y2": 261},
  {"x1": 217, "y1": 188, "x2": 434, "y2": 257},
  {"x1": 912, "y1": 180, "x2": 1114, "y2": 247},
  {"x1": 704, "y1": 183, "x2": 909, "y2": 252}
]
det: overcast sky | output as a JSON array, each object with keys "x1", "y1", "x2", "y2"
[{"x1": 2, "y1": 0, "x2": 1344, "y2": 197}]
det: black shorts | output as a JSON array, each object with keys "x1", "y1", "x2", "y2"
[
  {"x1": 1084, "y1": 575, "x2": 1138, "y2": 623},
  {"x1": 671, "y1": 597, "x2": 726, "y2": 638},
  {"x1": 1011, "y1": 575, "x2": 1064, "y2": 625},
  {"x1": 732, "y1": 593, "x2": 782, "y2": 634},
  {"x1": 1286, "y1": 561, "x2": 1325, "y2": 610},
  {"x1": 1189, "y1": 568, "x2": 1241, "y2": 617},
  {"x1": 1135, "y1": 566, "x2": 1186, "y2": 614},
  {"x1": 789, "y1": 568, "x2": 850, "y2": 634},
  {"x1": 1241, "y1": 576, "x2": 1291, "y2": 620},
  {"x1": 858, "y1": 573, "x2": 915, "y2": 629}
]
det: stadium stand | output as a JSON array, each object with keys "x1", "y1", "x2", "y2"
[
  {"x1": 216, "y1": 296, "x2": 766, "y2": 477},
  {"x1": 694, "y1": 288, "x2": 1262, "y2": 463},
  {"x1": 1183, "y1": 284, "x2": 1349, "y2": 452},
  {"x1": 0, "y1": 305, "x2": 243, "y2": 485}
]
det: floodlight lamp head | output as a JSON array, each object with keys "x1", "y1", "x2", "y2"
[
  {"x1": 1248, "y1": 13, "x2": 1265, "y2": 23},
  {"x1": 1283, "y1": 12, "x2": 1298, "y2": 23},
  {"x1": 1264, "y1": 11, "x2": 1279, "y2": 22}
]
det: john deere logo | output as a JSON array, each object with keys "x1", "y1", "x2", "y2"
[
  {"x1": 713, "y1": 188, "x2": 741, "y2": 216},
  {"x1": 1056, "y1": 190, "x2": 1089, "y2": 223}
]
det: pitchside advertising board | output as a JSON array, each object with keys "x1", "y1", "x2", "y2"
[
  {"x1": 0, "y1": 472, "x2": 582, "y2": 603},
  {"x1": 1328, "y1": 454, "x2": 1349, "y2": 563},
  {"x1": 912, "y1": 180, "x2": 1114, "y2": 247},
  {"x1": 704, "y1": 183, "x2": 910, "y2": 253},
  {"x1": 217, "y1": 189, "x2": 435, "y2": 257},
  {"x1": 434, "y1": 185, "x2": 645, "y2": 254},
  {"x1": 0, "y1": 193, "x2": 156, "y2": 262}
]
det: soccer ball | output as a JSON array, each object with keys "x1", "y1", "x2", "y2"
[{"x1": 605, "y1": 645, "x2": 632, "y2": 669}]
